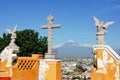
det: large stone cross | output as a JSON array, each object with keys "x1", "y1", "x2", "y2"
[{"x1": 41, "y1": 15, "x2": 60, "y2": 54}]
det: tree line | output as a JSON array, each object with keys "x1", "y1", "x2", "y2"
[{"x1": 0, "y1": 29, "x2": 47, "y2": 57}]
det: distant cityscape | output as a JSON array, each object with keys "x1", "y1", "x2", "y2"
[{"x1": 59, "y1": 57, "x2": 93, "y2": 80}]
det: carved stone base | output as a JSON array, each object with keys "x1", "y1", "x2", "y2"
[{"x1": 45, "y1": 53, "x2": 57, "y2": 59}]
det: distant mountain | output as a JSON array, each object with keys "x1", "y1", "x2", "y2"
[
  {"x1": 57, "y1": 40, "x2": 93, "y2": 57},
  {"x1": 115, "y1": 49, "x2": 120, "y2": 55},
  {"x1": 62, "y1": 40, "x2": 80, "y2": 48}
]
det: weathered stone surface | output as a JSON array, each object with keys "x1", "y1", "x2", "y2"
[
  {"x1": 41, "y1": 15, "x2": 60, "y2": 59},
  {"x1": 45, "y1": 53, "x2": 57, "y2": 59},
  {"x1": 94, "y1": 17, "x2": 114, "y2": 44}
]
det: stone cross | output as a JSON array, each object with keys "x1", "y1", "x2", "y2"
[
  {"x1": 94, "y1": 16, "x2": 114, "y2": 44},
  {"x1": 41, "y1": 15, "x2": 60, "y2": 54}
]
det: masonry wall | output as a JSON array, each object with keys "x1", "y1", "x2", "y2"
[
  {"x1": 91, "y1": 45, "x2": 120, "y2": 80},
  {"x1": 46, "y1": 60, "x2": 61, "y2": 80},
  {"x1": 0, "y1": 60, "x2": 11, "y2": 77},
  {"x1": 0, "y1": 54, "x2": 43, "y2": 80}
]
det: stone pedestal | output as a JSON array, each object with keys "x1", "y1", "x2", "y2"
[
  {"x1": 45, "y1": 53, "x2": 57, "y2": 59},
  {"x1": 39, "y1": 59, "x2": 61, "y2": 80}
]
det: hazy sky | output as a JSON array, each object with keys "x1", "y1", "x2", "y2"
[{"x1": 0, "y1": 0, "x2": 120, "y2": 49}]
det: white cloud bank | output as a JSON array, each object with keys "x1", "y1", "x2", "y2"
[
  {"x1": 53, "y1": 44, "x2": 62, "y2": 49},
  {"x1": 80, "y1": 43, "x2": 93, "y2": 48}
]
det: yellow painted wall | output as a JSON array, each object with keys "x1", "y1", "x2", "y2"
[
  {"x1": 0, "y1": 54, "x2": 43, "y2": 80},
  {"x1": 0, "y1": 54, "x2": 62, "y2": 80},
  {"x1": 12, "y1": 57, "x2": 39, "y2": 80},
  {"x1": 46, "y1": 60, "x2": 61, "y2": 80},
  {"x1": 91, "y1": 48, "x2": 120, "y2": 80},
  {"x1": 0, "y1": 60, "x2": 11, "y2": 77}
]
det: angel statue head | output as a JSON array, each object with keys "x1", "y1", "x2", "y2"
[
  {"x1": 93, "y1": 16, "x2": 114, "y2": 44},
  {"x1": 7, "y1": 24, "x2": 18, "y2": 46}
]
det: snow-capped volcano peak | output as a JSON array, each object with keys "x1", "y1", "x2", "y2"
[
  {"x1": 63, "y1": 40, "x2": 80, "y2": 47},
  {"x1": 67, "y1": 40, "x2": 75, "y2": 43}
]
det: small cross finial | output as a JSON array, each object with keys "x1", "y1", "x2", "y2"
[{"x1": 47, "y1": 14, "x2": 54, "y2": 24}]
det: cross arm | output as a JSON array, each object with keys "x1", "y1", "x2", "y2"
[
  {"x1": 51, "y1": 24, "x2": 60, "y2": 28},
  {"x1": 41, "y1": 24, "x2": 60, "y2": 29},
  {"x1": 41, "y1": 25, "x2": 48, "y2": 29}
]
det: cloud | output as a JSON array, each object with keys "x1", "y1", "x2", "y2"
[
  {"x1": 67, "y1": 40, "x2": 75, "y2": 43},
  {"x1": 53, "y1": 44, "x2": 62, "y2": 49},
  {"x1": 80, "y1": 44, "x2": 93, "y2": 48}
]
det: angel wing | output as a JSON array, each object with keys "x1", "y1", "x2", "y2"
[
  {"x1": 94, "y1": 16, "x2": 100, "y2": 26},
  {"x1": 103, "y1": 21, "x2": 115, "y2": 28},
  {"x1": 13, "y1": 24, "x2": 18, "y2": 32},
  {"x1": 6, "y1": 29, "x2": 12, "y2": 34}
]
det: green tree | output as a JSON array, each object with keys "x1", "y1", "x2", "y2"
[
  {"x1": 0, "y1": 33, "x2": 11, "y2": 51},
  {"x1": 74, "y1": 64, "x2": 87, "y2": 74},
  {"x1": 0, "y1": 29, "x2": 47, "y2": 57}
]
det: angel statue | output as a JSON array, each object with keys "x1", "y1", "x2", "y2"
[
  {"x1": 7, "y1": 24, "x2": 18, "y2": 46},
  {"x1": 94, "y1": 16, "x2": 114, "y2": 44}
]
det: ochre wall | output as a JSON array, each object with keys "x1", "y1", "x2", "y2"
[
  {"x1": 0, "y1": 54, "x2": 62, "y2": 80},
  {"x1": 91, "y1": 48, "x2": 120, "y2": 80},
  {"x1": 0, "y1": 60, "x2": 11, "y2": 77},
  {"x1": 46, "y1": 61, "x2": 61, "y2": 80},
  {"x1": 0, "y1": 54, "x2": 43, "y2": 80}
]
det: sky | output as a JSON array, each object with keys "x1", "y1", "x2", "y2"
[{"x1": 0, "y1": 0, "x2": 120, "y2": 49}]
